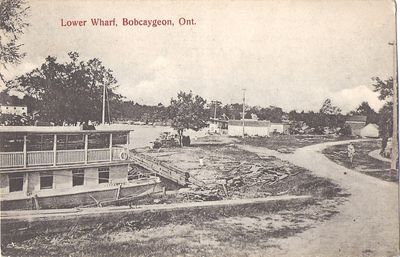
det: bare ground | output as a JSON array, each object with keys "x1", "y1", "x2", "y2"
[
  {"x1": 240, "y1": 134, "x2": 346, "y2": 153},
  {"x1": 1, "y1": 138, "x2": 349, "y2": 257},
  {"x1": 2, "y1": 197, "x2": 342, "y2": 257},
  {"x1": 144, "y1": 143, "x2": 347, "y2": 200},
  {"x1": 239, "y1": 140, "x2": 398, "y2": 257}
]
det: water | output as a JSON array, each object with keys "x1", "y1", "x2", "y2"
[
  {"x1": 128, "y1": 125, "x2": 174, "y2": 149},
  {"x1": 97, "y1": 124, "x2": 209, "y2": 149}
]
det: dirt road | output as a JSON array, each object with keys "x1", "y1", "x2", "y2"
[{"x1": 239, "y1": 139, "x2": 398, "y2": 257}]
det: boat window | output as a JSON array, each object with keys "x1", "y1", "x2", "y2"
[
  {"x1": 112, "y1": 133, "x2": 127, "y2": 145},
  {"x1": 27, "y1": 134, "x2": 54, "y2": 151},
  {"x1": 57, "y1": 134, "x2": 85, "y2": 150},
  {"x1": 88, "y1": 133, "x2": 109, "y2": 149},
  {"x1": 98, "y1": 167, "x2": 110, "y2": 184},
  {"x1": 72, "y1": 169, "x2": 84, "y2": 186},
  {"x1": 0, "y1": 133, "x2": 24, "y2": 152},
  {"x1": 9, "y1": 173, "x2": 24, "y2": 192},
  {"x1": 40, "y1": 171, "x2": 53, "y2": 189}
]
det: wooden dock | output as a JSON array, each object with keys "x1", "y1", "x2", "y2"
[{"x1": 129, "y1": 153, "x2": 205, "y2": 187}]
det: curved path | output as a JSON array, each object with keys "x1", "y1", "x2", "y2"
[
  {"x1": 240, "y1": 139, "x2": 398, "y2": 257},
  {"x1": 369, "y1": 149, "x2": 392, "y2": 163}
]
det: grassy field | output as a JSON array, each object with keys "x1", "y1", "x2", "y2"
[
  {"x1": 322, "y1": 140, "x2": 396, "y2": 182},
  {"x1": 241, "y1": 134, "x2": 346, "y2": 153}
]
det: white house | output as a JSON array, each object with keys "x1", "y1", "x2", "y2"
[
  {"x1": 228, "y1": 120, "x2": 271, "y2": 137},
  {"x1": 0, "y1": 105, "x2": 28, "y2": 116},
  {"x1": 360, "y1": 123, "x2": 379, "y2": 138}
]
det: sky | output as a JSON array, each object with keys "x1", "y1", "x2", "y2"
[{"x1": 1, "y1": 0, "x2": 396, "y2": 112}]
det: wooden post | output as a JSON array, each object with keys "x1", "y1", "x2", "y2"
[
  {"x1": 126, "y1": 132, "x2": 130, "y2": 159},
  {"x1": 33, "y1": 194, "x2": 40, "y2": 210},
  {"x1": 222, "y1": 184, "x2": 228, "y2": 196},
  {"x1": 109, "y1": 133, "x2": 113, "y2": 162},
  {"x1": 53, "y1": 134, "x2": 57, "y2": 166},
  {"x1": 89, "y1": 194, "x2": 102, "y2": 207},
  {"x1": 24, "y1": 173, "x2": 29, "y2": 196},
  {"x1": 115, "y1": 184, "x2": 122, "y2": 200},
  {"x1": 84, "y1": 134, "x2": 88, "y2": 164},
  {"x1": 23, "y1": 135, "x2": 27, "y2": 168}
]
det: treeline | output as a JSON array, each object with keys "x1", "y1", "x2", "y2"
[
  {"x1": 5, "y1": 53, "x2": 121, "y2": 125},
  {"x1": 0, "y1": 52, "x2": 391, "y2": 141},
  {"x1": 110, "y1": 101, "x2": 167, "y2": 123}
]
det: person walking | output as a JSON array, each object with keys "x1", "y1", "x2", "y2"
[{"x1": 347, "y1": 143, "x2": 355, "y2": 166}]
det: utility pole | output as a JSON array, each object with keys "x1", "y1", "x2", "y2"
[
  {"x1": 102, "y1": 84, "x2": 106, "y2": 125},
  {"x1": 390, "y1": 39, "x2": 400, "y2": 252},
  {"x1": 242, "y1": 89, "x2": 246, "y2": 138},
  {"x1": 211, "y1": 100, "x2": 217, "y2": 120},
  {"x1": 214, "y1": 102, "x2": 217, "y2": 120},
  {"x1": 389, "y1": 41, "x2": 398, "y2": 177}
]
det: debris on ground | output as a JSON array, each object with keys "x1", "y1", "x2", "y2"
[{"x1": 145, "y1": 144, "x2": 318, "y2": 201}]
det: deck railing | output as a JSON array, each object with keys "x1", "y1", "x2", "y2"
[
  {"x1": 88, "y1": 149, "x2": 110, "y2": 162},
  {"x1": 0, "y1": 147, "x2": 128, "y2": 169},
  {"x1": 27, "y1": 151, "x2": 53, "y2": 166},
  {"x1": 57, "y1": 149, "x2": 85, "y2": 164},
  {"x1": 0, "y1": 152, "x2": 24, "y2": 168},
  {"x1": 112, "y1": 147, "x2": 125, "y2": 161}
]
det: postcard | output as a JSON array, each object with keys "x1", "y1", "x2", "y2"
[{"x1": 0, "y1": 0, "x2": 398, "y2": 256}]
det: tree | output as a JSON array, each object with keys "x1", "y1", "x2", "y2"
[
  {"x1": 168, "y1": 91, "x2": 208, "y2": 146},
  {"x1": 372, "y1": 77, "x2": 394, "y2": 151},
  {"x1": 378, "y1": 102, "x2": 393, "y2": 151},
  {"x1": 0, "y1": 0, "x2": 30, "y2": 83},
  {"x1": 8, "y1": 52, "x2": 121, "y2": 124},
  {"x1": 372, "y1": 77, "x2": 393, "y2": 101},
  {"x1": 209, "y1": 100, "x2": 222, "y2": 119},
  {"x1": 255, "y1": 106, "x2": 283, "y2": 122},
  {"x1": 350, "y1": 101, "x2": 379, "y2": 124},
  {"x1": 339, "y1": 124, "x2": 352, "y2": 136},
  {"x1": 319, "y1": 98, "x2": 341, "y2": 115},
  {"x1": 0, "y1": 113, "x2": 33, "y2": 126}
]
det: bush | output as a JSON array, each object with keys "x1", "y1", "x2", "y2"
[{"x1": 339, "y1": 124, "x2": 352, "y2": 136}]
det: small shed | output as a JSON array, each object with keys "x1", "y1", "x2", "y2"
[
  {"x1": 270, "y1": 123, "x2": 290, "y2": 135},
  {"x1": 360, "y1": 123, "x2": 379, "y2": 138}
]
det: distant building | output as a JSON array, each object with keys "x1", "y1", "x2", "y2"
[
  {"x1": 228, "y1": 120, "x2": 271, "y2": 137},
  {"x1": 345, "y1": 115, "x2": 367, "y2": 136},
  {"x1": 208, "y1": 118, "x2": 228, "y2": 134},
  {"x1": 0, "y1": 105, "x2": 28, "y2": 116},
  {"x1": 270, "y1": 123, "x2": 290, "y2": 135},
  {"x1": 360, "y1": 123, "x2": 379, "y2": 138}
]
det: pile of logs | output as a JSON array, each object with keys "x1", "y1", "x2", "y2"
[{"x1": 175, "y1": 159, "x2": 301, "y2": 201}]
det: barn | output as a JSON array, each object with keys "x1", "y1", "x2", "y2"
[{"x1": 345, "y1": 115, "x2": 367, "y2": 136}]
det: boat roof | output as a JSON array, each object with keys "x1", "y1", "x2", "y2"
[{"x1": 0, "y1": 126, "x2": 133, "y2": 134}]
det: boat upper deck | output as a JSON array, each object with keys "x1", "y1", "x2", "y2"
[{"x1": 0, "y1": 126, "x2": 133, "y2": 171}]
